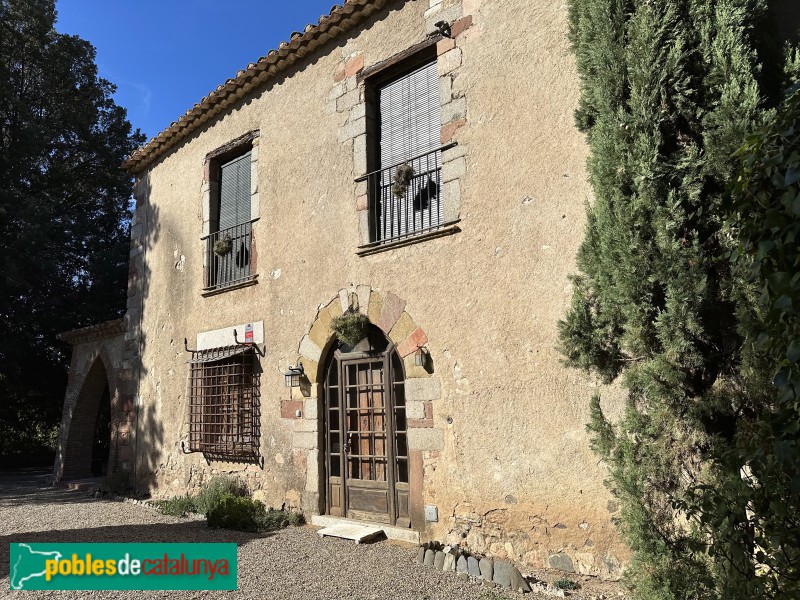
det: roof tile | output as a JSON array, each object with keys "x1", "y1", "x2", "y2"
[{"x1": 124, "y1": 0, "x2": 398, "y2": 173}]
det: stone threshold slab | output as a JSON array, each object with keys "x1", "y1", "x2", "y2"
[
  {"x1": 311, "y1": 515, "x2": 421, "y2": 544},
  {"x1": 317, "y1": 523, "x2": 385, "y2": 544}
]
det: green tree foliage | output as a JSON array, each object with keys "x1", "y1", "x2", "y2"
[
  {"x1": 700, "y1": 86, "x2": 800, "y2": 598},
  {"x1": 0, "y1": 0, "x2": 144, "y2": 457},
  {"x1": 561, "y1": 0, "x2": 798, "y2": 597}
]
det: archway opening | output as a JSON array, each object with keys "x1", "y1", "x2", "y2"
[
  {"x1": 91, "y1": 383, "x2": 111, "y2": 476},
  {"x1": 62, "y1": 358, "x2": 113, "y2": 479}
]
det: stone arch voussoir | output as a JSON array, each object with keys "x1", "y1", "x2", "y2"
[{"x1": 297, "y1": 285, "x2": 430, "y2": 385}]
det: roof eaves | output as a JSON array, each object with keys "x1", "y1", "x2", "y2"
[
  {"x1": 124, "y1": 0, "x2": 395, "y2": 174},
  {"x1": 56, "y1": 318, "x2": 126, "y2": 345}
]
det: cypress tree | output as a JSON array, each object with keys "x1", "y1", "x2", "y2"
[{"x1": 561, "y1": 1, "x2": 797, "y2": 597}]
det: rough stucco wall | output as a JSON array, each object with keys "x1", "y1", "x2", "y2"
[{"x1": 132, "y1": 0, "x2": 628, "y2": 578}]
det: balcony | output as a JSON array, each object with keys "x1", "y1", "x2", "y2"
[
  {"x1": 356, "y1": 144, "x2": 459, "y2": 250},
  {"x1": 202, "y1": 219, "x2": 256, "y2": 292}
]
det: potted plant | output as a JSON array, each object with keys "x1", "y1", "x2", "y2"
[
  {"x1": 214, "y1": 236, "x2": 233, "y2": 257},
  {"x1": 392, "y1": 162, "x2": 415, "y2": 198},
  {"x1": 330, "y1": 310, "x2": 370, "y2": 346}
]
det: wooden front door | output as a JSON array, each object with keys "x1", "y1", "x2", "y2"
[{"x1": 324, "y1": 344, "x2": 409, "y2": 526}]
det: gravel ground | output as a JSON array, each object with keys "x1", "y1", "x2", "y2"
[{"x1": 1, "y1": 470, "x2": 623, "y2": 599}]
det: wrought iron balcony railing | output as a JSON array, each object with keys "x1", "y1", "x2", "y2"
[
  {"x1": 202, "y1": 219, "x2": 256, "y2": 291},
  {"x1": 357, "y1": 144, "x2": 455, "y2": 245}
]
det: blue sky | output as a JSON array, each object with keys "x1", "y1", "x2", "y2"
[{"x1": 55, "y1": 1, "x2": 338, "y2": 141}]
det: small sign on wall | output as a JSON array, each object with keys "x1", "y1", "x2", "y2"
[{"x1": 196, "y1": 321, "x2": 264, "y2": 350}]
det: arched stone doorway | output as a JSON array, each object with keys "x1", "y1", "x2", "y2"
[
  {"x1": 61, "y1": 358, "x2": 111, "y2": 479},
  {"x1": 53, "y1": 319, "x2": 130, "y2": 484},
  {"x1": 322, "y1": 325, "x2": 410, "y2": 526},
  {"x1": 292, "y1": 286, "x2": 444, "y2": 532}
]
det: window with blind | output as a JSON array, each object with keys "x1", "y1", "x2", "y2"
[
  {"x1": 367, "y1": 59, "x2": 443, "y2": 243},
  {"x1": 204, "y1": 151, "x2": 255, "y2": 290},
  {"x1": 188, "y1": 346, "x2": 260, "y2": 459}
]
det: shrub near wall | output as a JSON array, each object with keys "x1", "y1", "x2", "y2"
[{"x1": 154, "y1": 475, "x2": 304, "y2": 533}]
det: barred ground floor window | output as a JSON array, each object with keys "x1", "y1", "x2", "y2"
[{"x1": 188, "y1": 345, "x2": 260, "y2": 460}]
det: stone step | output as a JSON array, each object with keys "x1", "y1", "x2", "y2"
[
  {"x1": 317, "y1": 523, "x2": 384, "y2": 544},
  {"x1": 311, "y1": 515, "x2": 420, "y2": 544}
]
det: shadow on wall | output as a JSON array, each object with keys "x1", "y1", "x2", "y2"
[
  {"x1": 126, "y1": 172, "x2": 161, "y2": 492},
  {"x1": 136, "y1": 402, "x2": 164, "y2": 492}
]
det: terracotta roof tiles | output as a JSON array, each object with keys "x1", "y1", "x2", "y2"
[{"x1": 124, "y1": 0, "x2": 397, "y2": 174}]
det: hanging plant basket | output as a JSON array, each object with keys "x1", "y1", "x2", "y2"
[
  {"x1": 392, "y1": 162, "x2": 415, "y2": 198},
  {"x1": 213, "y1": 236, "x2": 233, "y2": 257},
  {"x1": 330, "y1": 310, "x2": 370, "y2": 346}
]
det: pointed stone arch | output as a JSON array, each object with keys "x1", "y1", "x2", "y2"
[{"x1": 53, "y1": 321, "x2": 128, "y2": 483}]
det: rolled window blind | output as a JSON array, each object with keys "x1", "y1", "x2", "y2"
[
  {"x1": 219, "y1": 152, "x2": 251, "y2": 231},
  {"x1": 379, "y1": 61, "x2": 440, "y2": 168},
  {"x1": 378, "y1": 60, "x2": 442, "y2": 239}
]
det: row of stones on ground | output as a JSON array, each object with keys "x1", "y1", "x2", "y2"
[
  {"x1": 417, "y1": 542, "x2": 567, "y2": 597},
  {"x1": 82, "y1": 488, "x2": 170, "y2": 513}
]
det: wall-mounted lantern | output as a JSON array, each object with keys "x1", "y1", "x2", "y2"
[
  {"x1": 284, "y1": 362, "x2": 304, "y2": 388},
  {"x1": 414, "y1": 347, "x2": 428, "y2": 367}
]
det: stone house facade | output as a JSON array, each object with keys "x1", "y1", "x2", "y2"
[{"x1": 55, "y1": 0, "x2": 631, "y2": 578}]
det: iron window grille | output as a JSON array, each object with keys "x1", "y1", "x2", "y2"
[
  {"x1": 188, "y1": 346, "x2": 260, "y2": 460},
  {"x1": 358, "y1": 144, "x2": 456, "y2": 245},
  {"x1": 202, "y1": 218, "x2": 256, "y2": 290}
]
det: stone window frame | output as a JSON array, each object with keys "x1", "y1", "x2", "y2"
[
  {"x1": 201, "y1": 130, "x2": 261, "y2": 296},
  {"x1": 337, "y1": 37, "x2": 465, "y2": 256}
]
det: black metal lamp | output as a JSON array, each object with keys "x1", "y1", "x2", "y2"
[
  {"x1": 414, "y1": 347, "x2": 427, "y2": 367},
  {"x1": 285, "y1": 362, "x2": 304, "y2": 388}
]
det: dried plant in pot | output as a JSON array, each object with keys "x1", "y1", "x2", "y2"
[
  {"x1": 330, "y1": 310, "x2": 370, "y2": 346},
  {"x1": 214, "y1": 236, "x2": 233, "y2": 257},
  {"x1": 392, "y1": 162, "x2": 415, "y2": 198}
]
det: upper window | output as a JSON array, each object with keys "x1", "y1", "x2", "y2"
[
  {"x1": 205, "y1": 153, "x2": 253, "y2": 290},
  {"x1": 202, "y1": 133, "x2": 259, "y2": 293},
  {"x1": 188, "y1": 346, "x2": 260, "y2": 460},
  {"x1": 364, "y1": 58, "x2": 443, "y2": 244}
]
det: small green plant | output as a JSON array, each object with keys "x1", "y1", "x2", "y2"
[
  {"x1": 258, "y1": 506, "x2": 306, "y2": 530},
  {"x1": 213, "y1": 236, "x2": 232, "y2": 257},
  {"x1": 207, "y1": 494, "x2": 266, "y2": 532},
  {"x1": 392, "y1": 162, "x2": 415, "y2": 198},
  {"x1": 287, "y1": 510, "x2": 305, "y2": 526},
  {"x1": 554, "y1": 578, "x2": 580, "y2": 591},
  {"x1": 194, "y1": 475, "x2": 247, "y2": 515},
  {"x1": 155, "y1": 495, "x2": 196, "y2": 517},
  {"x1": 103, "y1": 470, "x2": 132, "y2": 495},
  {"x1": 330, "y1": 310, "x2": 370, "y2": 346}
]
